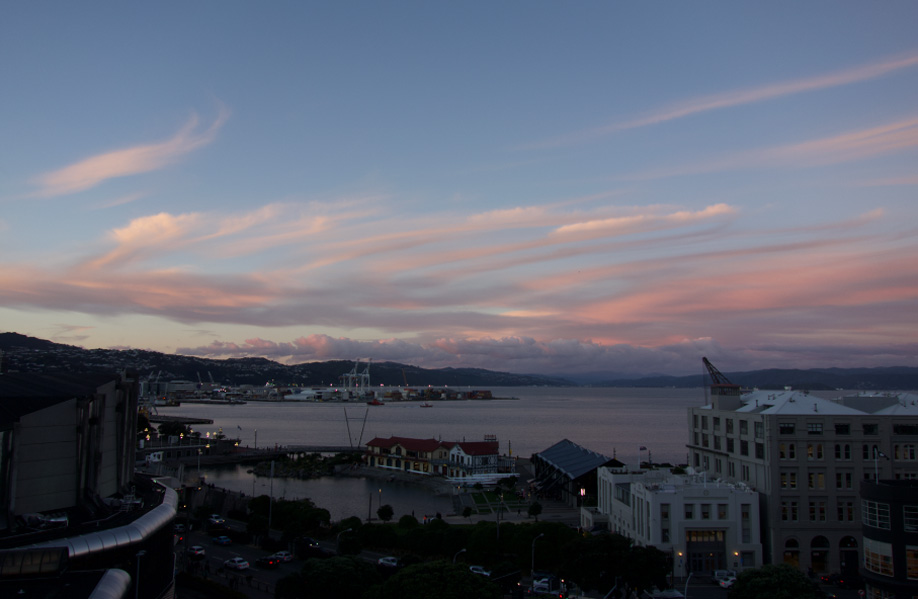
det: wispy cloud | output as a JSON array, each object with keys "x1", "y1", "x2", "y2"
[
  {"x1": 525, "y1": 52, "x2": 918, "y2": 149},
  {"x1": 31, "y1": 105, "x2": 229, "y2": 197},
  {"x1": 620, "y1": 116, "x2": 918, "y2": 181}
]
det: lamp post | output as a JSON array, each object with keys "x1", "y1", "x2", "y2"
[
  {"x1": 453, "y1": 548, "x2": 466, "y2": 564},
  {"x1": 267, "y1": 460, "x2": 274, "y2": 539},
  {"x1": 531, "y1": 533, "x2": 544, "y2": 577},
  {"x1": 336, "y1": 528, "x2": 353, "y2": 553},
  {"x1": 135, "y1": 550, "x2": 147, "y2": 599}
]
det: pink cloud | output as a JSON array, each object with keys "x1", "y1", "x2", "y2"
[
  {"x1": 525, "y1": 52, "x2": 918, "y2": 149},
  {"x1": 31, "y1": 106, "x2": 229, "y2": 197}
]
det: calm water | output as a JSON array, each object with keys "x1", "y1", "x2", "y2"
[{"x1": 159, "y1": 387, "x2": 703, "y2": 520}]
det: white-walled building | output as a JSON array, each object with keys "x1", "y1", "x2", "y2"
[
  {"x1": 589, "y1": 468, "x2": 763, "y2": 576},
  {"x1": 688, "y1": 384, "x2": 918, "y2": 575}
]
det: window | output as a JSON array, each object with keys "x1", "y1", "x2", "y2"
[
  {"x1": 754, "y1": 422, "x2": 764, "y2": 438},
  {"x1": 779, "y1": 422, "x2": 795, "y2": 435},
  {"x1": 693, "y1": 414, "x2": 698, "y2": 428},
  {"x1": 781, "y1": 471, "x2": 798, "y2": 489},
  {"x1": 835, "y1": 471, "x2": 853, "y2": 489},
  {"x1": 685, "y1": 504, "x2": 694, "y2": 519},
  {"x1": 807, "y1": 423, "x2": 823, "y2": 435},
  {"x1": 863, "y1": 424, "x2": 878, "y2": 435},
  {"x1": 808, "y1": 472, "x2": 825, "y2": 490},
  {"x1": 864, "y1": 538, "x2": 894, "y2": 576},
  {"x1": 834, "y1": 444, "x2": 851, "y2": 460},
  {"x1": 781, "y1": 500, "x2": 798, "y2": 521},
  {"x1": 837, "y1": 500, "x2": 855, "y2": 522},
  {"x1": 807, "y1": 443, "x2": 824, "y2": 460},
  {"x1": 904, "y1": 505, "x2": 918, "y2": 532},
  {"x1": 741, "y1": 504, "x2": 751, "y2": 543},
  {"x1": 701, "y1": 416, "x2": 708, "y2": 430},
  {"x1": 728, "y1": 461, "x2": 735, "y2": 477},
  {"x1": 715, "y1": 458, "x2": 722, "y2": 473},
  {"x1": 741, "y1": 464, "x2": 750, "y2": 481},
  {"x1": 894, "y1": 424, "x2": 918, "y2": 435},
  {"x1": 809, "y1": 501, "x2": 827, "y2": 521},
  {"x1": 835, "y1": 423, "x2": 850, "y2": 435},
  {"x1": 701, "y1": 504, "x2": 711, "y2": 520},
  {"x1": 755, "y1": 443, "x2": 764, "y2": 459},
  {"x1": 661, "y1": 504, "x2": 670, "y2": 521},
  {"x1": 713, "y1": 417, "x2": 720, "y2": 431},
  {"x1": 907, "y1": 546, "x2": 918, "y2": 580},
  {"x1": 740, "y1": 440, "x2": 749, "y2": 456},
  {"x1": 718, "y1": 504, "x2": 728, "y2": 519},
  {"x1": 779, "y1": 443, "x2": 796, "y2": 460},
  {"x1": 740, "y1": 421, "x2": 748, "y2": 435},
  {"x1": 863, "y1": 499, "x2": 891, "y2": 529},
  {"x1": 726, "y1": 419, "x2": 734, "y2": 434},
  {"x1": 713, "y1": 436, "x2": 721, "y2": 450},
  {"x1": 895, "y1": 444, "x2": 917, "y2": 460},
  {"x1": 661, "y1": 528, "x2": 670, "y2": 543},
  {"x1": 694, "y1": 453, "x2": 700, "y2": 467},
  {"x1": 727, "y1": 438, "x2": 734, "y2": 453},
  {"x1": 702, "y1": 434, "x2": 709, "y2": 448}
]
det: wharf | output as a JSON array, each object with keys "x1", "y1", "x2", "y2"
[{"x1": 148, "y1": 415, "x2": 214, "y2": 425}]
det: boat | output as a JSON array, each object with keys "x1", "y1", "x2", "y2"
[
  {"x1": 419, "y1": 402, "x2": 433, "y2": 408},
  {"x1": 367, "y1": 398, "x2": 385, "y2": 406}
]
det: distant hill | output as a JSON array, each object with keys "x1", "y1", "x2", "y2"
[
  {"x1": 599, "y1": 366, "x2": 918, "y2": 391},
  {"x1": 0, "y1": 332, "x2": 573, "y2": 387}
]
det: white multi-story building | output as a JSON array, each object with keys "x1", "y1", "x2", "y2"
[
  {"x1": 688, "y1": 383, "x2": 918, "y2": 576},
  {"x1": 591, "y1": 468, "x2": 762, "y2": 577}
]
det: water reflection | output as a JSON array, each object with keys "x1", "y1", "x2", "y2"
[{"x1": 202, "y1": 464, "x2": 455, "y2": 522}]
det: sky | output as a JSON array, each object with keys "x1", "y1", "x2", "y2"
[{"x1": 1, "y1": 2, "x2": 917, "y2": 378}]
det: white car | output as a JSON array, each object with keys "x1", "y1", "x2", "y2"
[
  {"x1": 186, "y1": 545, "x2": 205, "y2": 559},
  {"x1": 469, "y1": 565, "x2": 492, "y2": 576},
  {"x1": 378, "y1": 556, "x2": 400, "y2": 567},
  {"x1": 718, "y1": 576, "x2": 737, "y2": 589},
  {"x1": 224, "y1": 557, "x2": 249, "y2": 570},
  {"x1": 272, "y1": 550, "x2": 294, "y2": 562}
]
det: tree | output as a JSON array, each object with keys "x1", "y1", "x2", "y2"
[
  {"x1": 398, "y1": 514, "x2": 419, "y2": 528},
  {"x1": 462, "y1": 506, "x2": 474, "y2": 522},
  {"x1": 276, "y1": 556, "x2": 379, "y2": 599},
  {"x1": 377, "y1": 504, "x2": 394, "y2": 522},
  {"x1": 528, "y1": 502, "x2": 543, "y2": 521},
  {"x1": 728, "y1": 564, "x2": 824, "y2": 599},
  {"x1": 377, "y1": 560, "x2": 501, "y2": 599}
]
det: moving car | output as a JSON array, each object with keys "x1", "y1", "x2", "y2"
[
  {"x1": 272, "y1": 550, "x2": 294, "y2": 562},
  {"x1": 378, "y1": 556, "x2": 400, "y2": 567},
  {"x1": 711, "y1": 569, "x2": 736, "y2": 584},
  {"x1": 186, "y1": 545, "x2": 206, "y2": 560},
  {"x1": 212, "y1": 535, "x2": 232, "y2": 545},
  {"x1": 255, "y1": 556, "x2": 280, "y2": 569},
  {"x1": 224, "y1": 557, "x2": 249, "y2": 570},
  {"x1": 469, "y1": 565, "x2": 492, "y2": 576}
]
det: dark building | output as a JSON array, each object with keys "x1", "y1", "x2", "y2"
[
  {"x1": 860, "y1": 479, "x2": 918, "y2": 599},
  {"x1": 531, "y1": 439, "x2": 624, "y2": 507},
  {"x1": 0, "y1": 371, "x2": 176, "y2": 599}
]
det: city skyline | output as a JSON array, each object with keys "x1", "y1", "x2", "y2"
[{"x1": 2, "y1": 3, "x2": 917, "y2": 376}]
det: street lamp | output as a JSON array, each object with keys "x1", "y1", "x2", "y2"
[
  {"x1": 135, "y1": 550, "x2": 147, "y2": 599},
  {"x1": 531, "y1": 533, "x2": 544, "y2": 577},
  {"x1": 336, "y1": 528, "x2": 353, "y2": 553},
  {"x1": 453, "y1": 548, "x2": 467, "y2": 564}
]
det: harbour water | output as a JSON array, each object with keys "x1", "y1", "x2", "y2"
[{"x1": 159, "y1": 387, "x2": 704, "y2": 520}]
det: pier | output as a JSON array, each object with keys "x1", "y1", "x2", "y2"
[{"x1": 148, "y1": 415, "x2": 214, "y2": 425}]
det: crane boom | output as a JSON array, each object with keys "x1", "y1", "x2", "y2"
[{"x1": 702, "y1": 357, "x2": 732, "y2": 385}]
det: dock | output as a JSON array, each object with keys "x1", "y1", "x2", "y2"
[{"x1": 148, "y1": 415, "x2": 214, "y2": 425}]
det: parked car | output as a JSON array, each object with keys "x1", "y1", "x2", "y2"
[
  {"x1": 272, "y1": 550, "x2": 294, "y2": 562},
  {"x1": 186, "y1": 545, "x2": 205, "y2": 560},
  {"x1": 212, "y1": 535, "x2": 232, "y2": 545},
  {"x1": 173, "y1": 523, "x2": 186, "y2": 533},
  {"x1": 378, "y1": 556, "x2": 400, "y2": 567},
  {"x1": 711, "y1": 569, "x2": 736, "y2": 584},
  {"x1": 718, "y1": 576, "x2": 737, "y2": 589},
  {"x1": 255, "y1": 556, "x2": 280, "y2": 569},
  {"x1": 223, "y1": 557, "x2": 249, "y2": 571},
  {"x1": 469, "y1": 565, "x2": 492, "y2": 576}
]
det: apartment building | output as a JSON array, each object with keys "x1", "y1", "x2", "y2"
[
  {"x1": 593, "y1": 469, "x2": 763, "y2": 577},
  {"x1": 688, "y1": 383, "x2": 918, "y2": 575}
]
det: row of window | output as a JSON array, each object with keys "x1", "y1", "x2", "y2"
[
  {"x1": 862, "y1": 500, "x2": 918, "y2": 532},
  {"x1": 779, "y1": 443, "x2": 893, "y2": 461},
  {"x1": 780, "y1": 499, "x2": 857, "y2": 522},
  {"x1": 862, "y1": 538, "x2": 918, "y2": 580},
  {"x1": 695, "y1": 415, "x2": 763, "y2": 438},
  {"x1": 779, "y1": 422, "x2": 879, "y2": 436}
]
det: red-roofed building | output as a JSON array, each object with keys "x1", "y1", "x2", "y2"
[{"x1": 365, "y1": 435, "x2": 517, "y2": 484}]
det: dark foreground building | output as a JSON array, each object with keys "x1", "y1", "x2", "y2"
[
  {"x1": 860, "y1": 480, "x2": 918, "y2": 599},
  {"x1": 0, "y1": 371, "x2": 176, "y2": 599}
]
